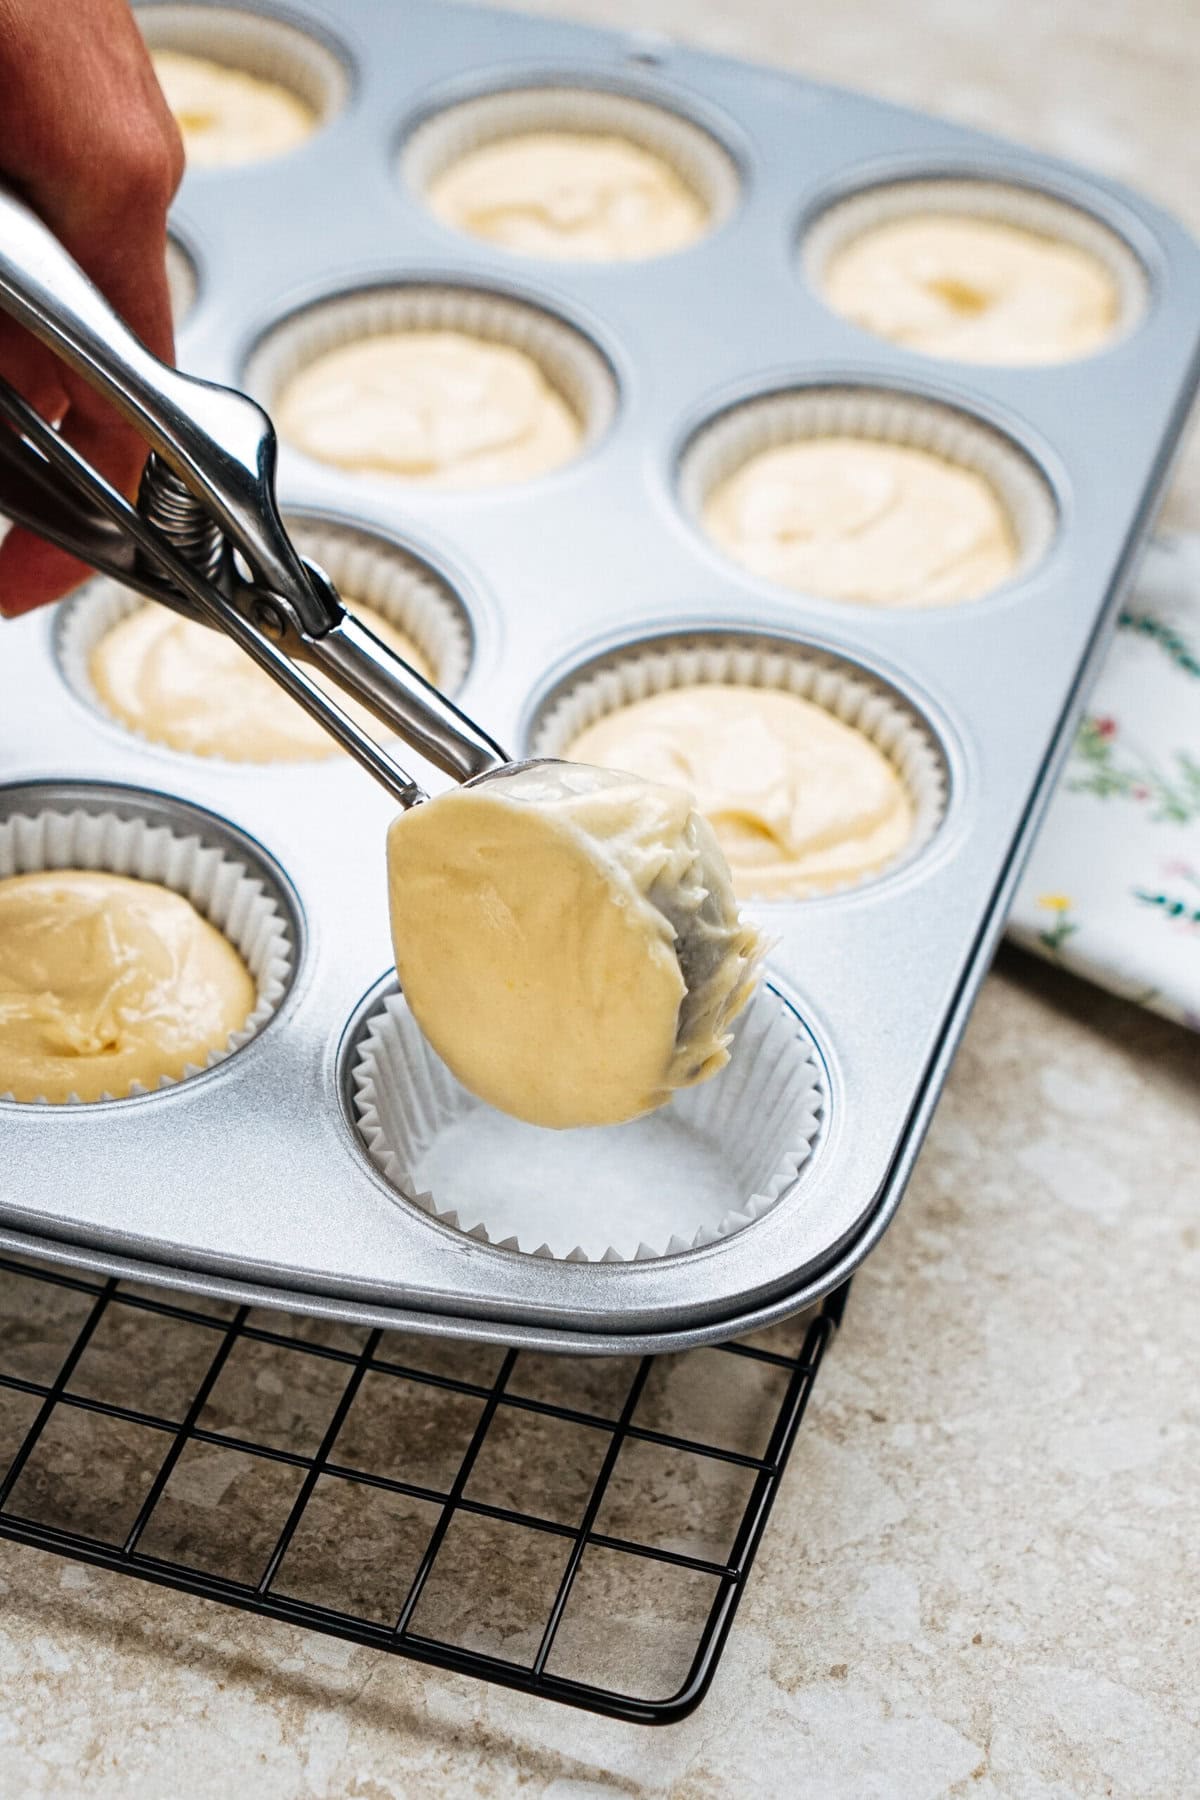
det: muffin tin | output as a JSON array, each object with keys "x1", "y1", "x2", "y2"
[{"x1": 2, "y1": 0, "x2": 1199, "y2": 1352}]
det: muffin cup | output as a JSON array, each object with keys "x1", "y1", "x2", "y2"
[
  {"x1": 680, "y1": 385, "x2": 1057, "y2": 597},
  {"x1": 287, "y1": 517, "x2": 472, "y2": 694},
  {"x1": 402, "y1": 84, "x2": 739, "y2": 254},
  {"x1": 530, "y1": 631, "x2": 948, "y2": 895},
  {"x1": 55, "y1": 517, "x2": 472, "y2": 759},
  {"x1": 804, "y1": 176, "x2": 1147, "y2": 353},
  {"x1": 242, "y1": 283, "x2": 618, "y2": 465},
  {"x1": 351, "y1": 980, "x2": 825, "y2": 1262},
  {"x1": 166, "y1": 236, "x2": 198, "y2": 327},
  {"x1": 0, "y1": 803, "x2": 293, "y2": 1103},
  {"x1": 136, "y1": 4, "x2": 349, "y2": 134}
]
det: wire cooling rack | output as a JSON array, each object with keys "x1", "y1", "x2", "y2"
[{"x1": 0, "y1": 1250, "x2": 844, "y2": 1724}]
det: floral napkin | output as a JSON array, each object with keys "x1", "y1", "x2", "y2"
[{"x1": 1010, "y1": 532, "x2": 1200, "y2": 1031}]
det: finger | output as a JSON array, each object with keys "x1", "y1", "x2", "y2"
[
  {"x1": 25, "y1": 13, "x2": 184, "y2": 372},
  {"x1": 0, "y1": 0, "x2": 184, "y2": 612},
  {"x1": 23, "y1": 71, "x2": 183, "y2": 556},
  {"x1": 0, "y1": 198, "x2": 178, "y2": 612},
  {"x1": 0, "y1": 373, "x2": 144, "y2": 613},
  {"x1": 0, "y1": 524, "x2": 94, "y2": 617},
  {"x1": 0, "y1": 326, "x2": 76, "y2": 615},
  {"x1": 0, "y1": 238, "x2": 168, "y2": 613},
  {"x1": 0, "y1": 317, "x2": 70, "y2": 424}
]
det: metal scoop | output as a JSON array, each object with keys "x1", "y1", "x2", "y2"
[
  {"x1": 0, "y1": 187, "x2": 759, "y2": 1108},
  {"x1": 0, "y1": 184, "x2": 508, "y2": 807}
]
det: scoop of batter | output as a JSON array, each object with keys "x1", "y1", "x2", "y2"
[
  {"x1": 0, "y1": 870, "x2": 255, "y2": 1102},
  {"x1": 427, "y1": 131, "x2": 708, "y2": 261},
  {"x1": 567, "y1": 684, "x2": 914, "y2": 897},
  {"x1": 823, "y1": 214, "x2": 1119, "y2": 365},
  {"x1": 703, "y1": 435, "x2": 1017, "y2": 605},
  {"x1": 152, "y1": 50, "x2": 315, "y2": 169},
  {"x1": 386, "y1": 762, "x2": 761, "y2": 1129},
  {"x1": 276, "y1": 331, "x2": 582, "y2": 487},
  {"x1": 91, "y1": 600, "x2": 433, "y2": 762}
]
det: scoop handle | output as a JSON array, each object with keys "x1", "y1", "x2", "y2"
[
  {"x1": 0, "y1": 182, "x2": 322, "y2": 630},
  {"x1": 0, "y1": 184, "x2": 509, "y2": 793}
]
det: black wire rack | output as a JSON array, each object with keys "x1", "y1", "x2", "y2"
[{"x1": 0, "y1": 1249, "x2": 845, "y2": 1724}]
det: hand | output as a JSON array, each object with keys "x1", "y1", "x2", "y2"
[{"x1": 0, "y1": 0, "x2": 183, "y2": 616}]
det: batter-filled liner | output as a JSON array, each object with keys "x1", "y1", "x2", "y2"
[
  {"x1": 136, "y1": 3, "x2": 349, "y2": 160},
  {"x1": 530, "y1": 630, "x2": 949, "y2": 897},
  {"x1": 678, "y1": 384, "x2": 1057, "y2": 605},
  {"x1": 55, "y1": 516, "x2": 472, "y2": 761},
  {"x1": 402, "y1": 82, "x2": 739, "y2": 259},
  {"x1": 803, "y1": 176, "x2": 1147, "y2": 363},
  {"x1": 243, "y1": 283, "x2": 618, "y2": 485},
  {"x1": 0, "y1": 798, "x2": 294, "y2": 1104}
]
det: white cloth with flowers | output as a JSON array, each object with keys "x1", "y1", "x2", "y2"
[{"x1": 1010, "y1": 532, "x2": 1200, "y2": 1031}]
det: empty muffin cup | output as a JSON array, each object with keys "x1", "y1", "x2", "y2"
[
  {"x1": 138, "y1": 4, "x2": 348, "y2": 169},
  {"x1": 244, "y1": 284, "x2": 617, "y2": 488},
  {"x1": 531, "y1": 631, "x2": 948, "y2": 899},
  {"x1": 350, "y1": 979, "x2": 825, "y2": 1262},
  {"x1": 680, "y1": 385, "x2": 1057, "y2": 606},
  {"x1": 403, "y1": 84, "x2": 739, "y2": 261},
  {"x1": 0, "y1": 796, "x2": 295, "y2": 1103},
  {"x1": 56, "y1": 517, "x2": 472, "y2": 763},
  {"x1": 805, "y1": 177, "x2": 1146, "y2": 365}
]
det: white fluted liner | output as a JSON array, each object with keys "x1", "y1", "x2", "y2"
[
  {"x1": 402, "y1": 84, "x2": 739, "y2": 254},
  {"x1": 804, "y1": 177, "x2": 1147, "y2": 354},
  {"x1": 242, "y1": 284, "x2": 617, "y2": 457},
  {"x1": 136, "y1": 4, "x2": 348, "y2": 130},
  {"x1": 530, "y1": 632, "x2": 948, "y2": 894},
  {"x1": 287, "y1": 518, "x2": 472, "y2": 692},
  {"x1": 55, "y1": 517, "x2": 472, "y2": 758},
  {"x1": 351, "y1": 981, "x2": 825, "y2": 1262},
  {"x1": 166, "y1": 237, "x2": 197, "y2": 326},
  {"x1": 0, "y1": 804, "x2": 294, "y2": 1104},
  {"x1": 679, "y1": 384, "x2": 1057, "y2": 592}
]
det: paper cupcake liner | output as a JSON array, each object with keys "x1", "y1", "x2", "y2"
[
  {"x1": 530, "y1": 630, "x2": 948, "y2": 893},
  {"x1": 803, "y1": 176, "x2": 1147, "y2": 353},
  {"x1": 166, "y1": 236, "x2": 198, "y2": 327},
  {"x1": 243, "y1": 284, "x2": 618, "y2": 463},
  {"x1": 679, "y1": 384, "x2": 1057, "y2": 594},
  {"x1": 402, "y1": 84, "x2": 739, "y2": 254},
  {"x1": 55, "y1": 516, "x2": 472, "y2": 760},
  {"x1": 350, "y1": 980, "x2": 825, "y2": 1262},
  {"x1": 136, "y1": 4, "x2": 348, "y2": 128},
  {"x1": 0, "y1": 801, "x2": 294, "y2": 1104}
]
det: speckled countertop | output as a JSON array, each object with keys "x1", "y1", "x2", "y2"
[{"x1": 2, "y1": 1, "x2": 1199, "y2": 1794}]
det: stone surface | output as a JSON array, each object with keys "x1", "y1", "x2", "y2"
[{"x1": 2, "y1": 0, "x2": 1199, "y2": 1793}]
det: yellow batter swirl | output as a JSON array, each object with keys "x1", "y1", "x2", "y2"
[
  {"x1": 702, "y1": 436, "x2": 1017, "y2": 605},
  {"x1": 90, "y1": 601, "x2": 433, "y2": 763},
  {"x1": 823, "y1": 215, "x2": 1120, "y2": 365},
  {"x1": 276, "y1": 332, "x2": 582, "y2": 487},
  {"x1": 152, "y1": 50, "x2": 315, "y2": 169},
  {"x1": 427, "y1": 131, "x2": 708, "y2": 260},
  {"x1": 0, "y1": 871, "x2": 255, "y2": 1103},
  {"x1": 386, "y1": 762, "x2": 760, "y2": 1129},
  {"x1": 567, "y1": 684, "x2": 914, "y2": 897}
]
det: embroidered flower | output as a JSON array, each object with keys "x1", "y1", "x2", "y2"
[
  {"x1": 1036, "y1": 895, "x2": 1079, "y2": 955},
  {"x1": 1134, "y1": 886, "x2": 1200, "y2": 929},
  {"x1": 1069, "y1": 720, "x2": 1200, "y2": 823}
]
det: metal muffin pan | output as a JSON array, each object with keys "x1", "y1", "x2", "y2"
[{"x1": 2, "y1": 0, "x2": 1199, "y2": 1352}]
